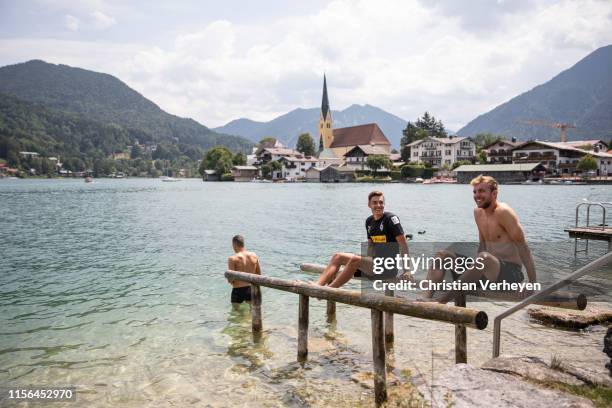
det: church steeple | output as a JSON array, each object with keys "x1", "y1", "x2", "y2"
[
  {"x1": 319, "y1": 74, "x2": 334, "y2": 149},
  {"x1": 321, "y1": 74, "x2": 330, "y2": 120}
]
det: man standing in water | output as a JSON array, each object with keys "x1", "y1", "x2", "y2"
[
  {"x1": 316, "y1": 191, "x2": 409, "y2": 288},
  {"x1": 422, "y1": 175, "x2": 536, "y2": 303},
  {"x1": 227, "y1": 235, "x2": 261, "y2": 309}
]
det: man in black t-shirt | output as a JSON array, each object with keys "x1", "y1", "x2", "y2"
[{"x1": 316, "y1": 191, "x2": 409, "y2": 288}]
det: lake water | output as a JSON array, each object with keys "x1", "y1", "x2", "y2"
[{"x1": 0, "y1": 179, "x2": 610, "y2": 407}]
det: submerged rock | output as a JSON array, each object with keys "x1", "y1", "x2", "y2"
[
  {"x1": 481, "y1": 356, "x2": 584, "y2": 386},
  {"x1": 527, "y1": 306, "x2": 612, "y2": 329},
  {"x1": 419, "y1": 364, "x2": 593, "y2": 408}
]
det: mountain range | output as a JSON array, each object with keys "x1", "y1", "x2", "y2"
[
  {"x1": 1, "y1": 44, "x2": 610, "y2": 166},
  {"x1": 0, "y1": 60, "x2": 253, "y2": 159},
  {"x1": 216, "y1": 45, "x2": 612, "y2": 145},
  {"x1": 214, "y1": 104, "x2": 408, "y2": 148},
  {"x1": 457, "y1": 45, "x2": 612, "y2": 141}
]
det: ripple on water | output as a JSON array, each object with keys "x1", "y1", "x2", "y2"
[{"x1": 0, "y1": 180, "x2": 610, "y2": 406}]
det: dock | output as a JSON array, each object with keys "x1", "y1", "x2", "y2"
[{"x1": 567, "y1": 201, "x2": 612, "y2": 253}]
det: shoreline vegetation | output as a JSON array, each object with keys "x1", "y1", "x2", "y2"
[{"x1": 3, "y1": 174, "x2": 612, "y2": 185}]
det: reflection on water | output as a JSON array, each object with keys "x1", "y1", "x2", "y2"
[
  {"x1": 0, "y1": 179, "x2": 610, "y2": 406},
  {"x1": 223, "y1": 304, "x2": 273, "y2": 371}
]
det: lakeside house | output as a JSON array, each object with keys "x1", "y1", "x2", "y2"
[
  {"x1": 454, "y1": 163, "x2": 547, "y2": 183},
  {"x1": 277, "y1": 156, "x2": 318, "y2": 180},
  {"x1": 203, "y1": 169, "x2": 219, "y2": 181},
  {"x1": 482, "y1": 138, "x2": 520, "y2": 164},
  {"x1": 344, "y1": 144, "x2": 392, "y2": 171},
  {"x1": 232, "y1": 165, "x2": 258, "y2": 182},
  {"x1": 317, "y1": 148, "x2": 343, "y2": 168},
  {"x1": 320, "y1": 165, "x2": 356, "y2": 182},
  {"x1": 305, "y1": 166, "x2": 324, "y2": 182},
  {"x1": 407, "y1": 136, "x2": 476, "y2": 167},
  {"x1": 19, "y1": 151, "x2": 39, "y2": 158},
  {"x1": 511, "y1": 140, "x2": 612, "y2": 176}
]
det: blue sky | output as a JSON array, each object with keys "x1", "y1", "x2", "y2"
[{"x1": 1, "y1": 0, "x2": 611, "y2": 130}]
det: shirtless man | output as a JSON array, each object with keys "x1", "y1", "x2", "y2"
[
  {"x1": 316, "y1": 191, "x2": 409, "y2": 288},
  {"x1": 227, "y1": 235, "x2": 261, "y2": 309},
  {"x1": 423, "y1": 175, "x2": 536, "y2": 303}
]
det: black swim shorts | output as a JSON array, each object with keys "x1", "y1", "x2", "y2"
[
  {"x1": 497, "y1": 260, "x2": 524, "y2": 284},
  {"x1": 231, "y1": 286, "x2": 252, "y2": 303}
]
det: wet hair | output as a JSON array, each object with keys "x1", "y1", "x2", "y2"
[
  {"x1": 470, "y1": 175, "x2": 498, "y2": 191},
  {"x1": 232, "y1": 235, "x2": 245, "y2": 248},
  {"x1": 368, "y1": 191, "x2": 384, "y2": 202}
]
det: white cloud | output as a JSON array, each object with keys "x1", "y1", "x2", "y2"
[
  {"x1": 2, "y1": 0, "x2": 612, "y2": 130},
  {"x1": 90, "y1": 10, "x2": 116, "y2": 30},
  {"x1": 64, "y1": 14, "x2": 80, "y2": 31}
]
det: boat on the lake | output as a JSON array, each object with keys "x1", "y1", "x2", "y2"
[{"x1": 160, "y1": 176, "x2": 180, "y2": 182}]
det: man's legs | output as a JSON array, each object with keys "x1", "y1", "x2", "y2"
[
  {"x1": 437, "y1": 251, "x2": 500, "y2": 303},
  {"x1": 317, "y1": 252, "x2": 361, "y2": 287},
  {"x1": 422, "y1": 250, "x2": 457, "y2": 299},
  {"x1": 329, "y1": 254, "x2": 362, "y2": 288}
]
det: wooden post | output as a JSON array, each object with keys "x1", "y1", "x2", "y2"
[
  {"x1": 298, "y1": 294, "x2": 309, "y2": 362},
  {"x1": 326, "y1": 300, "x2": 336, "y2": 322},
  {"x1": 251, "y1": 284, "x2": 262, "y2": 333},
  {"x1": 371, "y1": 308, "x2": 387, "y2": 406},
  {"x1": 384, "y1": 288, "x2": 394, "y2": 346},
  {"x1": 454, "y1": 292, "x2": 467, "y2": 364}
]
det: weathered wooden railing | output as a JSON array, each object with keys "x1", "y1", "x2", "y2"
[
  {"x1": 300, "y1": 263, "x2": 587, "y2": 311},
  {"x1": 300, "y1": 263, "x2": 587, "y2": 370},
  {"x1": 225, "y1": 269, "x2": 488, "y2": 406}
]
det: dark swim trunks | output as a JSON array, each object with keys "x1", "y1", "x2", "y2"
[
  {"x1": 231, "y1": 286, "x2": 252, "y2": 303},
  {"x1": 497, "y1": 260, "x2": 524, "y2": 284},
  {"x1": 448, "y1": 255, "x2": 524, "y2": 285}
]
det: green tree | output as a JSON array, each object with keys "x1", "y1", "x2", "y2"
[
  {"x1": 296, "y1": 133, "x2": 316, "y2": 156},
  {"x1": 215, "y1": 155, "x2": 234, "y2": 175},
  {"x1": 367, "y1": 155, "x2": 392, "y2": 176},
  {"x1": 130, "y1": 144, "x2": 142, "y2": 159},
  {"x1": 261, "y1": 160, "x2": 282, "y2": 179},
  {"x1": 452, "y1": 160, "x2": 472, "y2": 170},
  {"x1": 400, "y1": 112, "x2": 447, "y2": 161},
  {"x1": 472, "y1": 133, "x2": 502, "y2": 149},
  {"x1": 202, "y1": 146, "x2": 233, "y2": 172},
  {"x1": 415, "y1": 111, "x2": 447, "y2": 138},
  {"x1": 232, "y1": 152, "x2": 246, "y2": 166},
  {"x1": 257, "y1": 137, "x2": 277, "y2": 148},
  {"x1": 576, "y1": 154, "x2": 598, "y2": 173}
]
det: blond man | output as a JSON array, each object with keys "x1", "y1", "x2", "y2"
[{"x1": 424, "y1": 175, "x2": 536, "y2": 303}]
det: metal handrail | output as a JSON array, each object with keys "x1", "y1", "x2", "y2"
[
  {"x1": 576, "y1": 202, "x2": 612, "y2": 231},
  {"x1": 492, "y1": 251, "x2": 612, "y2": 357}
]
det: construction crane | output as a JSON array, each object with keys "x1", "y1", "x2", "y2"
[{"x1": 521, "y1": 120, "x2": 576, "y2": 143}]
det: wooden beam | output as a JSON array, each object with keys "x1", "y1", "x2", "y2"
[
  {"x1": 299, "y1": 264, "x2": 587, "y2": 310},
  {"x1": 326, "y1": 300, "x2": 336, "y2": 323},
  {"x1": 371, "y1": 308, "x2": 387, "y2": 406},
  {"x1": 384, "y1": 288, "x2": 394, "y2": 345},
  {"x1": 251, "y1": 284, "x2": 262, "y2": 333},
  {"x1": 454, "y1": 293, "x2": 467, "y2": 364},
  {"x1": 226, "y1": 270, "x2": 488, "y2": 330},
  {"x1": 298, "y1": 294, "x2": 309, "y2": 362}
]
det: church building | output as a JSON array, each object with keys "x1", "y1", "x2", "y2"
[{"x1": 317, "y1": 75, "x2": 391, "y2": 161}]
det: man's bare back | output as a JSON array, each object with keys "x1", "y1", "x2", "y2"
[
  {"x1": 228, "y1": 251, "x2": 260, "y2": 288},
  {"x1": 474, "y1": 202, "x2": 522, "y2": 265}
]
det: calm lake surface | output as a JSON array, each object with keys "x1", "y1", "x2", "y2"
[{"x1": 0, "y1": 179, "x2": 610, "y2": 407}]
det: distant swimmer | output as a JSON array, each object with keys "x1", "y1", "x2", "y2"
[
  {"x1": 316, "y1": 191, "x2": 410, "y2": 288},
  {"x1": 422, "y1": 175, "x2": 536, "y2": 303},
  {"x1": 227, "y1": 235, "x2": 261, "y2": 309}
]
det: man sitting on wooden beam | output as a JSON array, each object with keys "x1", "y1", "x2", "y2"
[
  {"x1": 421, "y1": 175, "x2": 537, "y2": 303},
  {"x1": 316, "y1": 191, "x2": 410, "y2": 288}
]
